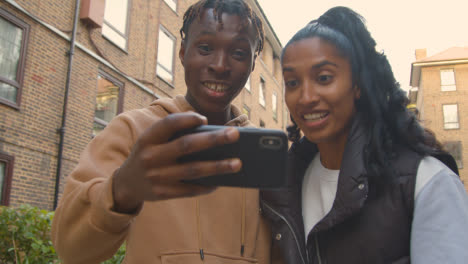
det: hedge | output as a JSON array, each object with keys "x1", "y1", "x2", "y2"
[{"x1": 0, "y1": 204, "x2": 125, "y2": 264}]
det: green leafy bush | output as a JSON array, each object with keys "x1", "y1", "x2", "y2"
[
  {"x1": 0, "y1": 204, "x2": 126, "y2": 264},
  {"x1": 0, "y1": 204, "x2": 57, "y2": 263}
]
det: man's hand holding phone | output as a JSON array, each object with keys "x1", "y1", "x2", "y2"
[{"x1": 111, "y1": 112, "x2": 242, "y2": 214}]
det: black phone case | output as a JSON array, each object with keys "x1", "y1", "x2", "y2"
[{"x1": 172, "y1": 125, "x2": 287, "y2": 189}]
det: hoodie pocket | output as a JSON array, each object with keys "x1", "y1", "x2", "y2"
[{"x1": 161, "y1": 250, "x2": 258, "y2": 264}]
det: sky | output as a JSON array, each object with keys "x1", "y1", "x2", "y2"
[{"x1": 256, "y1": 0, "x2": 468, "y2": 92}]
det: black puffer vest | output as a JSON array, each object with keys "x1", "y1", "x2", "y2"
[{"x1": 261, "y1": 117, "x2": 458, "y2": 264}]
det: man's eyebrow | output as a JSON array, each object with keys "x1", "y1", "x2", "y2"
[{"x1": 283, "y1": 60, "x2": 338, "y2": 72}]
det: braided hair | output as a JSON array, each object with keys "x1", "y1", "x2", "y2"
[
  {"x1": 283, "y1": 7, "x2": 444, "y2": 186},
  {"x1": 180, "y1": 0, "x2": 264, "y2": 57}
]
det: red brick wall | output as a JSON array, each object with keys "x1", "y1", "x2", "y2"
[
  {"x1": 419, "y1": 64, "x2": 468, "y2": 191},
  {"x1": 0, "y1": 0, "x2": 285, "y2": 209}
]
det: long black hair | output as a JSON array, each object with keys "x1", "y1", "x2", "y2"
[{"x1": 284, "y1": 6, "x2": 445, "y2": 185}]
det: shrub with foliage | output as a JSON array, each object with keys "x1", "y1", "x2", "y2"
[
  {"x1": 0, "y1": 204, "x2": 126, "y2": 264},
  {"x1": 0, "y1": 204, "x2": 57, "y2": 263}
]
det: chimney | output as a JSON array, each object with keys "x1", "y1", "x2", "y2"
[
  {"x1": 415, "y1": 48, "x2": 427, "y2": 61},
  {"x1": 80, "y1": 0, "x2": 105, "y2": 28}
]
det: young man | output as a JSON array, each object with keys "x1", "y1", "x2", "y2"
[{"x1": 51, "y1": 1, "x2": 272, "y2": 263}]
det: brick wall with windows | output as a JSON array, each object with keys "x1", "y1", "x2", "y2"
[
  {"x1": 417, "y1": 64, "x2": 468, "y2": 191},
  {"x1": 0, "y1": 0, "x2": 286, "y2": 209}
]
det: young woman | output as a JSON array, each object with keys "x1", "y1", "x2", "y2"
[{"x1": 261, "y1": 6, "x2": 468, "y2": 264}]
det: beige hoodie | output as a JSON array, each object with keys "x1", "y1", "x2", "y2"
[{"x1": 51, "y1": 95, "x2": 272, "y2": 264}]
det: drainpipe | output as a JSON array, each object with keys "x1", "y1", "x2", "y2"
[{"x1": 54, "y1": 0, "x2": 81, "y2": 210}]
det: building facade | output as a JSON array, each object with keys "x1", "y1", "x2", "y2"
[
  {"x1": 410, "y1": 47, "x2": 468, "y2": 191},
  {"x1": 0, "y1": 0, "x2": 286, "y2": 209}
]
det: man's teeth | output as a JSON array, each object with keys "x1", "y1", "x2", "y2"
[
  {"x1": 204, "y1": 82, "x2": 228, "y2": 92},
  {"x1": 303, "y1": 112, "x2": 327, "y2": 121}
]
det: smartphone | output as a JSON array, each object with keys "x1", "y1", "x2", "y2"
[{"x1": 171, "y1": 125, "x2": 287, "y2": 189}]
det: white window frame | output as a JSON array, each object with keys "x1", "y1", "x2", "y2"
[
  {"x1": 442, "y1": 104, "x2": 459, "y2": 130},
  {"x1": 440, "y1": 69, "x2": 456, "y2": 92},
  {"x1": 245, "y1": 76, "x2": 251, "y2": 92},
  {"x1": 102, "y1": 0, "x2": 130, "y2": 50},
  {"x1": 156, "y1": 26, "x2": 176, "y2": 85},
  {"x1": 162, "y1": 0, "x2": 177, "y2": 12}
]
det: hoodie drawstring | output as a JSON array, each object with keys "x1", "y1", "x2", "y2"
[
  {"x1": 195, "y1": 190, "x2": 247, "y2": 261},
  {"x1": 241, "y1": 190, "x2": 246, "y2": 256},
  {"x1": 196, "y1": 199, "x2": 204, "y2": 261}
]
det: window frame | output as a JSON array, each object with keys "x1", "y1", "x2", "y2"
[
  {"x1": 156, "y1": 25, "x2": 176, "y2": 86},
  {"x1": 242, "y1": 104, "x2": 251, "y2": 119},
  {"x1": 93, "y1": 70, "x2": 124, "y2": 131},
  {"x1": 102, "y1": 0, "x2": 131, "y2": 51},
  {"x1": 0, "y1": 8, "x2": 30, "y2": 109},
  {"x1": 162, "y1": 0, "x2": 178, "y2": 12},
  {"x1": 272, "y1": 90, "x2": 278, "y2": 121},
  {"x1": 244, "y1": 76, "x2": 251, "y2": 93},
  {"x1": 0, "y1": 152, "x2": 14, "y2": 206},
  {"x1": 440, "y1": 68, "x2": 456, "y2": 92},
  {"x1": 442, "y1": 103, "x2": 460, "y2": 130},
  {"x1": 259, "y1": 119, "x2": 265, "y2": 128},
  {"x1": 259, "y1": 77, "x2": 266, "y2": 108}
]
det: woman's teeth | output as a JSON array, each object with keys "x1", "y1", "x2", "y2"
[{"x1": 303, "y1": 112, "x2": 327, "y2": 121}]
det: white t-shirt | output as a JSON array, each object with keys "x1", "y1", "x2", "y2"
[
  {"x1": 301, "y1": 154, "x2": 339, "y2": 237},
  {"x1": 301, "y1": 154, "x2": 468, "y2": 264}
]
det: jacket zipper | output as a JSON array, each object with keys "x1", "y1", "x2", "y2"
[
  {"x1": 314, "y1": 235, "x2": 322, "y2": 264},
  {"x1": 262, "y1": 202, "x2": 308, "y2": 264}
]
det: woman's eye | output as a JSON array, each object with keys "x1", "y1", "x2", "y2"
[{"x1": 317, "y1": 75, "x2": 333, "y2": 83}]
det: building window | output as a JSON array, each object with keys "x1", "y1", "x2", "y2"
[
  {"x1": 443, "y1": 141, "x2": 463, "y2": 169},
  {"x1": 242, "y1": 104, "x2": 250, "y2": 119},
  {"x1": 93, "y1": 72, "x2": 124, "y2": 136},
  {"x1": 259, "y1": 78, "x2": 266, "y2": 107},
  {"x1": 259, "y1": 119, "x2": 265, "y2": 128},
  {"x1": 273, "y1": 55, "x2": 281, "y2": 80},
  {"x1": 244, "y1": 76, "x2": 251, "y2": 92},
  {"x1": 0, "y1": 9, "x2": 29, "y2": 108},
  {"x1": 156, "y1": 26, "x2": 176, "y2": 85},
  {"x1": 272, "y1": 91, "x2": 277, "y2": 121},
  {"x1": 440, "y1": 69, "x2": 456, "y2": 91},
  {"x1": 0, "y1": 153, "x2": 14, "y2": 206},
  {"x1": 162, "y1": 0, "x2": 177, "y2": 11},
  {"x1": 442, "y1": 104, "x2": 459, "y2": 130},
  {"x1": 102, "y1": 0, "x2": 130, "y2": 50}
]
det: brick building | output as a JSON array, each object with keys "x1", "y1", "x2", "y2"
[
  {"x1": 409, "y1": 47, "x2": 468, "y2": 191},
  {"x1": 0, "y1": 0, "x2": 287, "y2": 210}
]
